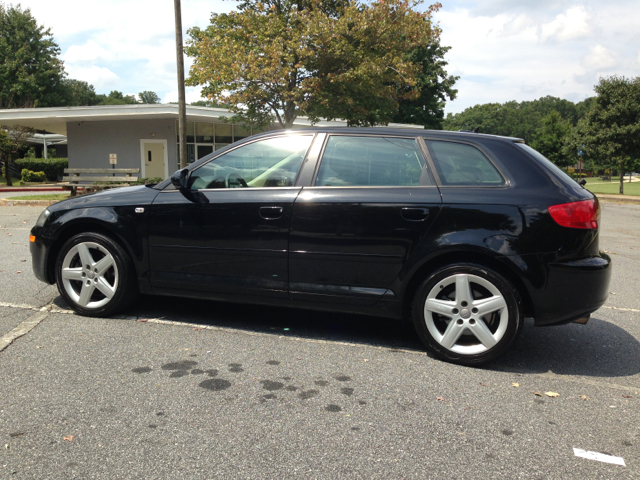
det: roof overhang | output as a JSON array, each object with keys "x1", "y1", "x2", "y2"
[{"x1": 0, "y1": 104, "x2": 422, "y2": 135}]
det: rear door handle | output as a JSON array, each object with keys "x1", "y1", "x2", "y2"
[
  {"x1": 259, "y1": 206, "x2": 284, "y2": 219},
  {"x1": 400, "y1": 207, "x2": 429, "y2": 222}
]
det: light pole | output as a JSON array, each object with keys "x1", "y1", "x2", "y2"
[{"x1": 174, "y1": 0, "x2": 188, "y2": 169}]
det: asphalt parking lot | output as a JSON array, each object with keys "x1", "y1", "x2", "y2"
[{"x1": 0, "y1": 202, "x2": 639, "y2": 479}]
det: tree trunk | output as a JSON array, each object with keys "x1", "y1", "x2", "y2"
[
  {"x1": 5, "y1": 156, "x2": 13, "y2": 187},
  {"x1": 619, "y1": 159, "x2": 625, "y2": 195}
]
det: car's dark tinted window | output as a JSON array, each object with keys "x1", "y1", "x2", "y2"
[
  {"x1": 188, "y1": 135, "x2": 313, "y2": 190},
  {"x1": 315, "y1": 136, "x2": 425, "y2": 187},
  {"x1": 426, "y1": 140, "x2": 504, "y2": 186}
]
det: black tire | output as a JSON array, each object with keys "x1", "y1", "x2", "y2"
[
  {"x1": 412, "y1": 263, "x2": 523, "y2": 366},
  {"x1": 55, "y1": 232, "x2": 139, "y2": 317}
]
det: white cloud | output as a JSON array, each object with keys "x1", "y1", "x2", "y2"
[
  {"x1": 162, "y1": 86, "x2": 206, "y2": 104},
  {"x1": 582, "y1": 45, "x2": 618, "y2": 70},
  {"x1": 63, "y1": 40, "x2": 114, "y2": 65},
  {"x1": 539, "y1": 6, "x2": 592, "y2": 42},
  {"x1": 64, "y1": 65, "x2": 120, "y2": 90}
]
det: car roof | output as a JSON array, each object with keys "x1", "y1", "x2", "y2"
[{"x1": 257, "y1": 127, "x2": 525, "y2": 144}]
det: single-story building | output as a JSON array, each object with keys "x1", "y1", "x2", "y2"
[{"x1": 0, "y1": 104, "x2": 422, "y2": 180}]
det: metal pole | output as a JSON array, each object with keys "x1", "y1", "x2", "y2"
[
  {"x1": 174, "y1": 0, "x2": 188, "y2": 170},
  {"x1": 43, "y1": 137, "x2": 48, "y2": 159}
]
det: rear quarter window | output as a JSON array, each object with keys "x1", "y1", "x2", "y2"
[{"x1": 426, "y1": 140, "x2": 505, "y2": 186}]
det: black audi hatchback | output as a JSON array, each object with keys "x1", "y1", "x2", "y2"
[{"x1": 30, "y1": 128, "x2": 611, "y2": 365}]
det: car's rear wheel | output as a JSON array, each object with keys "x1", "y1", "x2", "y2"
[
  {"x1": 55, "y1": 232, "x2": 138, "y2": 317},
  {"x1": 412, "y1": 264, "x2": 523, "y2": 366}
]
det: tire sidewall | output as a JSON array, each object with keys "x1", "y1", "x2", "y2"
[
  {"x1": 55, "y1": 232, "x2": 132, "y2": 317},
  {"x1": 412, "y1": 263, "x2": 523, "y2": 366}
]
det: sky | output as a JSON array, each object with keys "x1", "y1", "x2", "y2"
[{"x1": 21, "y1": 0, "x2": 640, "y2": 114}]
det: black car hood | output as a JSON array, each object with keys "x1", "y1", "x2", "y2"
[{"x1": 48, "y1": 185, "x2": 161, "y2": 212}]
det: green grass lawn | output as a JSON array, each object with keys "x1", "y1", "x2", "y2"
[
  {"x1": 0, "y1": 176, "x2": 22, "y2": 186},
  {"x1": 585, "y1": 178, "x2": 640, "y2": 196},
  {"x1": 5, "y1": 193, "x2": 70, "y2": 201}
]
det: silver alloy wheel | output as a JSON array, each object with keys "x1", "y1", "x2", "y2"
[
  {"x1": 423, "y1": 273, "x2": 509, "y2": 355},
  {"x1": 60, "y1": 241, "x2": 119, "y2": 309}
]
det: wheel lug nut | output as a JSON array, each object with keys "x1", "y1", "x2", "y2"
[
  {"x1": 456, "y1": 319, "x2": 463, "y2": 325},
  {"x1": 472, "y1": 308, "x2": 478, "y2": 313},
  {"x1": 461, "y1": 301, "x2": 468, "y2": 307},
  {"x1": 452, "y1": 308, "x2": 459, "y2": 314},
  {"x1": 81, "y1": 272, "x2": 86, "y2": 277},
  {"x1": 469, "y1": 319, "x2": 476, "y2": 325}
]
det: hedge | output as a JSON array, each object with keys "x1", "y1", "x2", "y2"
[
  {"x1": 14, "y1": 158, "x2": 68, "y2": 181},
  {"x1": 21, "y1": 169, "x2": 48, "y2": 182}
]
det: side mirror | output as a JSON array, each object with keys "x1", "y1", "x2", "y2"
[
  {"x1": 171, "y1": 168, "x2": 190, "y2": 190},
  {"x1": 578, "y1": 178, "x2": 587, "y2": 186}
]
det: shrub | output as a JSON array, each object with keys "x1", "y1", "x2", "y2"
[
  {"x1": 14, "y1": 158, "x2": 68, "y2": 181},
  {"x1": 21, "y1": 169, "x2": 48, "y2": 182},
  {"x1": 132, "y1": 177, "x2": 164, "y2": 185}
]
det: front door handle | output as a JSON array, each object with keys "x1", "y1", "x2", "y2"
[
  {"x1": 259, "y1": 206, "x2": 284, "y2": 220},
  {"x1": 400, "y1": 207, "x2": 429, "y2": 222}
]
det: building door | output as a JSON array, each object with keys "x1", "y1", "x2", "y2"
[{"x1": 141, "y1": 140, "x2": 167, "y2": 179}]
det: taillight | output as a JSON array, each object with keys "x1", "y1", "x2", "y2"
[{"x1": 548, "y1": 198, "x2": 599, "y2": 229}]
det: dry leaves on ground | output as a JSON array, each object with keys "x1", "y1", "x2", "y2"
[
  {"x1": 63, "y1": 435, "x2": 74, "y2": 442},
  {"x1": 579, "y1": 395, "x2": 589, "y2": 400},
  {"x1": 512, "y1": 383, "x2": 520, "y2": 387},
  {"x1": 545, "y1": 392, "x2": 560, "y2": 397},
  {"x1": 531, "y1": 391, "x2": 543, "y2": 397}
]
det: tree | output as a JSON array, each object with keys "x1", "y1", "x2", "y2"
[
  {"x1": 61, "y1": 79, "x2": 101, "y2": 106},
  {"x1": 186, "y1": 0, "x2": 443, "y2": 128},
  {"x1": 138, "y1": 91, "x2": 161, "y2": 104},
  {"x1": 97, "y1": 91, "x2": 138, "y2": 105},
  {"x1": 530, "y1": 111, "x2": 573, "y2": 169},
  {"x1": 0, "y1": 3, "x2": 67, "y2": 108},
  {"x1": 0, "y1": 125, "x2": 34, "y2": 186},
  {"x1": 392, "y1": 42, "x2": 458, "y2": 129},
  {"x1": 572, "y1": 76, "x2": 640, "y2": 194}
]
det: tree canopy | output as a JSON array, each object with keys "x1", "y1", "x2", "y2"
[
  {"x1": 571, "y1": 76, "x2": 640, "y2": 194},
  {"x1": 0, "y1": 3, "x2": 67, "y2": 108},
  {"x1": 138, "y1": 91, "x2": 161, "y2": 104},
  {"x1": 186, "y1": 0, "x2": 446, "y2": 128}
]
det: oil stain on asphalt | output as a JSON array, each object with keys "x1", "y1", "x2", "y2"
[{"x1": 131, "y1": 359, "x2": 366, "y2": 414}]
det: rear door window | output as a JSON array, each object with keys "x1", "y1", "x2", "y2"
[
  {"x1": 426, "y1": 141, "x2": 504, "y2": 186},
  {"x1": 315, "y1": 136, "x2": 427, "y2": 187}
]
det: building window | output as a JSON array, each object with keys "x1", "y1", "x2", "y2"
[{"x1": 176, "y1": 121, "x2": 262, "y2": 163}]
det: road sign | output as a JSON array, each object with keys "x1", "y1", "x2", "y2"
[{"x1": 109, "y1": 154, "x2": 117, "y2": 165}]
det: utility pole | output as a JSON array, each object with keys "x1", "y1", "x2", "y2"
[{"x1": 174, "y1": 0, "x2": 188, "y2": 169}]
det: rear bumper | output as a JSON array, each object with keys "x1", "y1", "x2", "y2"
[{"x1": 530, "y1": 253, "x2": 612, "y2": 326}]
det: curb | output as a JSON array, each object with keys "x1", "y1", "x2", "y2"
[
  {"x1": 597, "y1": 194, "x2": 640, "y2": 205},
  {"x1": 0, "y1": 187, "x2": 64, "y2": 193},
  {"x1": 1, "y1": 198, "x2": 61, "y2": 207}
]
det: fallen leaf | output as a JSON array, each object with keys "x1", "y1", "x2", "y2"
[
  {"x1": 137, "y1": 318, "x2": 148, "y2": 322},
  {"x1": 7, "y1": 233, "x2": 12, "y2": 236},
  {"x1": 479, "y1": 383, "x2": 487, "y2": 387},
  {"x1": 36, "y1": 346, "x2": 44, "y2": 349},
  {"x1": 9, "y1": 432, "x2": 24, "y2": 438},
  {"x1": 15, "y1": 271, "x2": 22, "y2": 274},
  {"x1": 436, "y1": 396, "x2": 445, "y2": 401},
  {"x1": 20, "y1": 259, "x2": 26, "y2": 262},
  {"x1": 12, "y1": 242, "x2": 16, "y2": 244},
  {"x1": 610, "y1": 292, "x2": 617, "y2": 295},
  {"x1": 512, "y1": 383, "x2": 520, "y2": 387},
  {"x1": 363, "y1": 359, "x2": 369, "y2": 362},
  {"x1": 622, "y1": 395, "x2": 632, "y2": 398},
  {"x1": 579, "y1": 395, "x2": 589, "y2": 400},
  {"x1": 545, "y1": 392, "x2": 560, "y2": 397},
  {"x1": 531, "y1": 391, "x2": 543, "y2": 397},
  {"x1": 4, "y1": 444, "x2": 8, "y2": 450},
  {"x1": 63, "y1": 435, "x2": 74, "y2": 442}
]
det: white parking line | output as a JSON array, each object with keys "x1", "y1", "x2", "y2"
[
  {"x1": 0, "y1": 306, "x2": 50, "y2": 352},
  {"x1": 573, "y1": 448, "x2": 626, "y2": 466}
]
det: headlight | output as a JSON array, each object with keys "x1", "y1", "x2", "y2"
[{"x1": 35, "y1": 208, "x2": 51, "y2": 227}]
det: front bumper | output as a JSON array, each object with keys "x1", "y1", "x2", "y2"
[
  {"x1": 530, "y1": 253, "x2": 612, "y2": 326},
  {"x1": 30, "y1": 226, "x2": 54, "y2": 284}
]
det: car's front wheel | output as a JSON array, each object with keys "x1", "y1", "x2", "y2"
[
  {"x1": 55, "y1": 232, "x2": 138, "y2": 317},
  {"x1": 412, "y1": 264, "x2": 523, "y2": 366}
]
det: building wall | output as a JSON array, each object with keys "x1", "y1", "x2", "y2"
[{"x1": 66, "y1": 119, "x2": 177, "y2": 176}]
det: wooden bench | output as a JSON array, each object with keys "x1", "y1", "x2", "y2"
[{"x1": 60, "y1": 168, "x2": 140, "y2": 196}]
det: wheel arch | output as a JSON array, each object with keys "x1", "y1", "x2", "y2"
[
  {"x1": 46, "y1": 219, "x2": 137, "y2": 284},
  {"x1": 400, "y1": 250, "x2": 534, "y2": 322}
]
